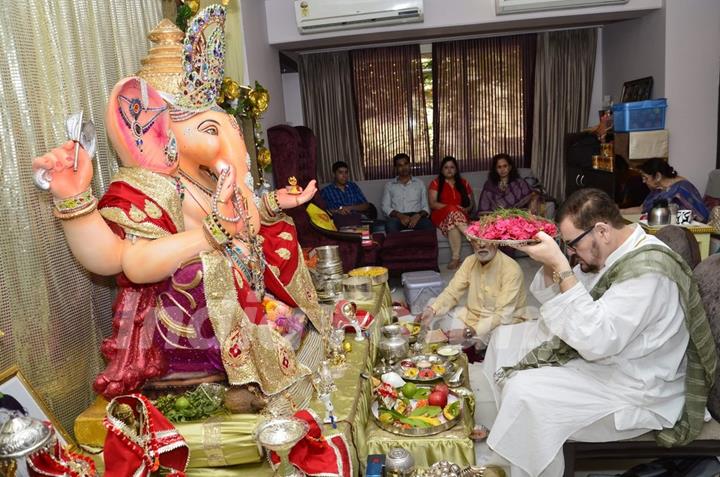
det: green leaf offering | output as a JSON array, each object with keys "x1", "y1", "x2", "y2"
[
  {"x1": 410, "y1": 405, "x2": 442, "y2": 417},
  {"x1": 398, "y1": 416, "x2": 431, "y2": 428},
  {"x1": 413, "y1": 388, "x2": 431, "y2": 399}
]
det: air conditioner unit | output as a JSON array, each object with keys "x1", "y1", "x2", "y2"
[
  {"x1": 295, "y1": 0, "x2": 423, "y2": 34},
  {"x1": 496, "y1": 0, "x2": 628, "y2": 15}
]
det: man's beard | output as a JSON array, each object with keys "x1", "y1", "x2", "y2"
[{"x1": 577, "y1": 240, "x2": 601, "y2": 273}]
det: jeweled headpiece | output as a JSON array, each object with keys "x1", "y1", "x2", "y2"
[{"x1": 173, "y1": 4, "x2": 226, "y2": 113}]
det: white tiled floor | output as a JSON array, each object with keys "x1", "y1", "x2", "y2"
[{"x1": 389, "y1": 256, "x2": 650, "y2": 476}]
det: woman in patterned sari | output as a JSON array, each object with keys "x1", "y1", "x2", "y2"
[
  {"x1": 637, "y1": 158, "x2": 709, "y2": 223},
  {"x1": 429, "y1": 156, "x2": 474, "y2": 270},
  {"x1": 478, "y1": 153, "x2": 538, "y2": 214}
]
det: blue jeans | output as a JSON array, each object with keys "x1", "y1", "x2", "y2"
[{"x1": 385, "y1": 214, "x2": 434, "y2": 234}]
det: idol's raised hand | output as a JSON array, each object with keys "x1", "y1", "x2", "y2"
[
  {"x1": 276, "y1": 179, "x2": 317, "y2": 209},
  {"x1": 31, "y1": 140, "x2": 93, "y2": 199}
]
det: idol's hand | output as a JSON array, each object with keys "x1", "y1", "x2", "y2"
[
  {"x1": 276, "y1": 179, "x2": 317, "y2": 209},
  {"x1": 31, "y1": 140, "x2": 93, "y2": 198},
  {"x1": 513, "y1": 231, "x2": 569, "y2": 271}
]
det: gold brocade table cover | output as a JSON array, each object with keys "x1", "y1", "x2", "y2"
[
  {"x1": 363, "y1": 354, "x2": 476, "y2": 470},
  {"x1": 74, "y1": 283, "x2": 392, "y2": 474}
]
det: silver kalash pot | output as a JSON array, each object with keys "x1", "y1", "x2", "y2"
[
  {"x1": 385, "y1": 447, "x2": 415, "y2": 477},
  {"x1": 648, "y1": 199, "x2": 670, "y2": 226},
  {"x1": 378, "y1": 324, "x2": 409, "y2": 364}
]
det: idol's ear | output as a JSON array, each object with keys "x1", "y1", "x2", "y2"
[{"x1": 105, "y1": 77, "x2": 177, "y2": 174}]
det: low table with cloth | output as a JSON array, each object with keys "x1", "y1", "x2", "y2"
[
  {"x1": 624, "y1": 213, "x2": 715, "y2": 260},
  {"x1": 74, "y1": 284, "x2": 392, "y2": 475}
]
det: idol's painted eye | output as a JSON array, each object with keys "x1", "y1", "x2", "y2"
[
  {"x1": 201, "y1": 125, "x2": 218, "y2": 136},
  {"x1": 198, "y1": 119, "x2": 220, "y2": 136}
]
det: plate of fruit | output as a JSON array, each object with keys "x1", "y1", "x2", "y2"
[
  {"x1": 465, "y1": 209, "x2": 558, "y2": 246},
  {"x1": 395, "y1": 354, "x2": 453, "y2": 382},
  {"x1": 372, "y1": 381, "x2": 462, "y2": 436}
]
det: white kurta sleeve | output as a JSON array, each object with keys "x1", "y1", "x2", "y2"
[
  {"x1": 539, "y1": 273, "x2": 681, "y2": 361},
  {"x1": 529, "y1": 266, "x2": 561, "y2": 304}
]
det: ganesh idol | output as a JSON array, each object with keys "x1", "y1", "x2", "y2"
[{"x1": 31, "y1": 6, "x2": 326, "y2": 415}]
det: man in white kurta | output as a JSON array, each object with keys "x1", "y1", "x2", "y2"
[{"x1": 480, "y1": 189, "x2": 690, "y2": 477}]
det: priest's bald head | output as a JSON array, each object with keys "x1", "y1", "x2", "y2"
[{"x1": 556, "y1": 188, "x2": 631, "y2": 273}]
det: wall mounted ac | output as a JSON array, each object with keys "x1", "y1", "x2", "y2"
[
  {"x1": 294, "y1": 0, "x2": 423, "y2": 34},
  {"x1": 496, "y1": 0, "x2": 628, "y2": 15}
]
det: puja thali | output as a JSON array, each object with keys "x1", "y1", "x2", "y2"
[
  {"x1": 371, "y1": 384, "x2": 463, "y2": 437},
  {"x1": 395, "y1": 354, "x2": 454, "y2": 382}
]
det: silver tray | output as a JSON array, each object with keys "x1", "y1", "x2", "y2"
[
  {"x1": 371, "y1": 387, "x2": 462, "y2": 437},
  {"x1": 395, "y1": 354, "x2": 454, "y2": 382}
]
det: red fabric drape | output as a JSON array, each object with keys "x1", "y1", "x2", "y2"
[
  {"x1": 351, "y1": 45, "x2": 431, "y2": 180},
  {"x1": 432, "y1": 35, "x2": 536, "y2": 171}
]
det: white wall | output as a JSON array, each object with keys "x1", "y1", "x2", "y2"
[
  {"x1": 240, "y1": 0, "x2": 286, "y2": 133},
  {"x1": 588, "y1": 28, "x2": 604, "y2": 127},
  {"x1": 266, "y1": 0, "x2": 661, "y2": 49},
  {"x1": 282, "y1": 72, "x2": 304, "y2": 126},
  {"x1": 602, "y1": 5, "x2": 666, "y2": 102},
  {"x1": 664, "y1": 0, "x2": 720, "y2": 190}
]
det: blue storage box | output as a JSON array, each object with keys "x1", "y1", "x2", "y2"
[{"x1": 612, "y1": 99, "x2": 667, "y2": 132}]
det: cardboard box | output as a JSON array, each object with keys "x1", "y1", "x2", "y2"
[{"x1": 614, "y1": 130, "x2": 668, "y2": 167}]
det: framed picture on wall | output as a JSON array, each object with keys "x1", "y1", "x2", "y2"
[
  {"x1": 0, "y1": 365, "x2": 72, "y2": 446},
  {"x1": 621, "y1": 76, "x2": 654, "y2": 103}
]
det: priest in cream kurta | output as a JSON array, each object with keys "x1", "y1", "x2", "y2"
[
  {"x1": 479, "y1": 189, "x2": 690, "y2": 477},
  {"x1": 420, "y1": 241, "x2": 529, "y2": 344}
]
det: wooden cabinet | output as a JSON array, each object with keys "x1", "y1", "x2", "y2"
[
  {"x1": 566, "y1": 167, "x2": 616, "y2": 198},
  {"x1": 563, "y1": 132, "x2": 648, "y2": 206}
]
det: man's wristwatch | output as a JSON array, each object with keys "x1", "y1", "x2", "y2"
[
  {"x1": 463, "y1": 327, "x2": 475, "y2": 339},
  {"x1": 552, "y1": 269, "x2": 574, "y2": 284}
]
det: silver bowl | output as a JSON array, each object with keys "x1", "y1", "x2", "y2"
[
  {"x1": 348, "y1": 266, "x2": 389, "y2": 285},
  {"x1": 385, "y1": 446, "x2": 415, "y2": 476},
  {"x1": 342, "y1": 276, "x2": 373, "y2": 301},
  {"x1": 314, "y1": 245, "x2": 340, "y2": 262},
  {"x1": 0, "y1": 416, "x2": 53, "y2": 458},
  {"x1": 256, "y1": 417, "x2": 309, "y2": 477}
]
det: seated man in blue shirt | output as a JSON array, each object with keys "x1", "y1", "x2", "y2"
[{"x1": 320, "y1": 161, "x2": 376, "y2": 227}]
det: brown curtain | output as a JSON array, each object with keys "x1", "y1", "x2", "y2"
[
  {"x1": 433, "y1": 35, "x2": 536, "y2": 172},
  {"x1": 0, "y1": 0, "x2": 163, "y2": 435},
  {"x1": 531, "y1": 29, "x2": 597, "y2": 201},
  {"x1": 351, "y1": 45, "x2": 431, "y2": 180},
  {"x1": 299, "y1": 51, "x2": 363, "y2": 183}
]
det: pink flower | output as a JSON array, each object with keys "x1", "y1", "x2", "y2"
[{"x1": 471, "y1": 214, "x2": 557, "y2": 241}]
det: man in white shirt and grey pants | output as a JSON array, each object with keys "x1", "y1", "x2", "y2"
[{"x1": 381, "y1": 153, "x2": 434, "y2": 234}]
